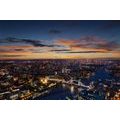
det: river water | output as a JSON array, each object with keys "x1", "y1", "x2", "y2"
[
  {"x1": 35, "y1": 84, "x2": 76, "y2": 100},
  {"x1": 36, "y1": 67, "x2": 115, "y2": 100}
]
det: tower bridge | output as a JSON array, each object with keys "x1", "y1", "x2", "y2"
[{"x1": 46, "y1": 76, "x2": 90, "y2": 89}]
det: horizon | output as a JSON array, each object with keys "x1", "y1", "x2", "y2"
[{"x1": 0, "y1": 57, "x2": 120, "y2": 60}]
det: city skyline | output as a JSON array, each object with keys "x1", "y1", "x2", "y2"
[{"x1": 0, "y1": 20, "x2": 120, "y2": 59}]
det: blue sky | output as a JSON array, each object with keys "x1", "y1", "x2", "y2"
[{"x1": 0, "y1": 20, "x2": 120, "y2": 41}]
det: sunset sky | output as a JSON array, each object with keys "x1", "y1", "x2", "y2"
[{"x1": 0, "y1": 20, "x2": 120, "y2": 59}]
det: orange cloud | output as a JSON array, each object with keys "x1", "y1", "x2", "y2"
[
  {"x1": 56, "y1": 36, "x2": 120, "y2": 53},
  {"x1": 0, "y1": 36, "x2": 120, "y2": 59},
  {"x1": 56, "y1": 39, "x2": 78, "y2": 46}
]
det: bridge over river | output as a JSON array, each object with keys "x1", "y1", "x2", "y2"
[{"x1": 46, "y1": 76, "x2": 90, "y2": 89}]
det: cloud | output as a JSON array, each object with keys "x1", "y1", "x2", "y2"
[
  {"x1": 0, "y1": 55, "x2": 24, "y2": 58},
  {"x1": 49, "y1": 29, "x2": 62, "y2": 34},
  {"x1": 56, "y1": 36, "x2": 120, "y2": 52},
  {"x1": 51, "y1": 49, "x2": 71, "y2": 52},
  {"x1": 0, "y1": 46, "x2": 31, "y2": 53},
  {"x1": 63, "y1": 51, "x2": 107, "y2": 53},
  {"x1": 93, "y1": 41, "x2": 119, "y2": 51},
  {"x1": 7, "y1": 37, "x2": 48, "y2": 47},
  {"x1": 0, "y1": 37, "x2": 58, "y2": 47},
  {"x1": 14, "y1": 48, "x2": 25, "y2": 52},
  {"x1": 0, "y1": 36, "x2": 120, "y2": 59},
  {"x1": 0, "y1": 48, "x2": 24, "y2": 53}
]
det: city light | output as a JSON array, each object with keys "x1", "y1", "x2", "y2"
[{"x1": 0, "y1": 20, "x2": 120, "y2": 100}]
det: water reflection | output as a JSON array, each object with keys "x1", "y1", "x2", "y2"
[
  {"x1": 62, "y1": 84, "x2": 75, "y2": 94},
  {"x1": 70, "y1": 86, "x2": 74, "y2": 94},
  {"x1": 62, "y1": 84, "x2": 76, "y2": 94},
  {"x1": 62, "y1": 83, "x2": 66, "y2": 88}
]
